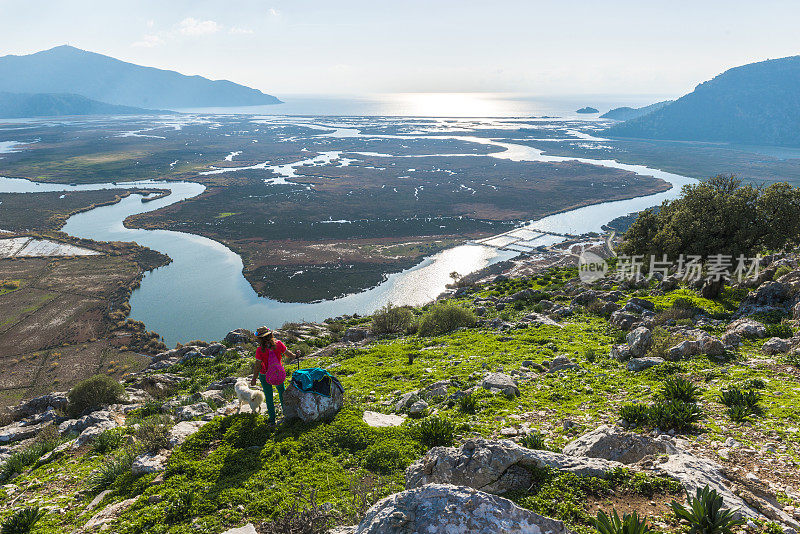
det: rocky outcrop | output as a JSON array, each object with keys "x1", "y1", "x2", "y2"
[
  {"x1": 363, "y1": 411, "x2": 405, "y2": 428},
  {"x1": 283, "y1": 380, "x2": 344, "y2": 423},
  {"x1": 342, "y1": 327, "x2": 370, "y2": 342},
  {"x1": 726, "y1": 318, "x2": 767, "y2": 339},
  {"x1": 481, "y1": 373, "x2": 520, "y2": 396},
  {"x1": 356, "y1": 484, "x2": 572, "y2": 534},
  {"x1": 224, "y1": 329, "x2": 252, "y2": 344},
  {"x1": 626, "y1": 356, "x2": 664, "y2": 372},
  {"x1": 627, "y1": 326, "x2": 652, "y2": 357},
  {"x1": 8, "y1": 392, "x2": 67, "y2": 422},
  {"x1": 168, "y1": 420, "x2": 209, "y2": 448},
  {"x1": 562, "y1": 425, "x2": 676, "y2": 464},
  {"x1": 131, "y1": 450, "x2": 170, "y2": 475},
  {"x1": 405, "y1": 439, "x2": 622, "y2": 494}
]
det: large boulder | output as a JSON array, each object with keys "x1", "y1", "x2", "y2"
[
  {"x1": 610, "y1": 344, "x2": 633, "y2": 361},
  {"x1": 9, "y1": 392, "x2": 67, "y2": 422},
  {"x1": 667, "y1": 340, "x2": 701, "y2": 360},
  {"x1": 546, "y1": 356, "x2": 580, "y2": 374},
  {"x1": 762, "y1": 337, "x2": 792, "y2": 355},
  {"x1": 224, "y1": 329, "x2": 252, "y2": 344},
  {"x1": 168, "y1": 420, "x2": 209, "y2": 448},
  {"x1": 626, "y1": 356, "x2": 664, "y2": 372},
  {"x1": 563, "y1": 425, "x2": 676, "y2": 464},
  {"x1": 481, "y1": 373, "x2": 520, "y2": 396},
  {"x1": 283, "y1": 380, "x2": 344, "y2": 423},
  {"x1": 697, "y1": 335, "x2": 726, "y2": 357},
  {"x1": 405, "y1": 439, "x2": 622, "y2": 494},
  {"x1": 342, "y1": 327, "x2": 370, "y2": 342},
  {"x1": 131, "y1": 450, "x2": 170, "y2": 475},
  {"x1": 726, "y1": 318, "x2": 767, "y2": 339},
  {"x1": 355, "y1": 484, "x2": 572, "y2": 534},
  {"x1": 626, "y1": 327, "x2": 652, "y2": 357},
  {"x1": 610, "y1": 311, "x2": 637, "y2": 330}
]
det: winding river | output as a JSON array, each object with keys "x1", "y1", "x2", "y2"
[{"x1": 0, "y1": 118, "x2": 696, "y2": 345}]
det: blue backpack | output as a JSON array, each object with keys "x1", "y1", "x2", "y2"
[{"x1": 290, "y1": 367, "x2": 343, "y2": 398}]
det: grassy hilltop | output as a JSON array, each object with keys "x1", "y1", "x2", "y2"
[{"x1": 1, "y1": 261, "x2": 799, "y2": 533}]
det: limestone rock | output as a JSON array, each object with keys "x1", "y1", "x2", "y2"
[
  {"x1": 626, "y1": 326, "x2": 652, "y2": 357},
  {"x1": 79, "y1": 498, "x2": 136, "y2": 532},
  {"x1": 563, "y1": 425, "x2": 676, "y2": 464},
  {"x1": 726, "y1": 318, "x2": 767, "y2": 339},
  {"x1": 363, "y1": 411, "x2": 405, "y2": 428},
  {"x1": 174, "y1": 402, "x2": 211, "y2": 422},
  {"x1": 76, "y1": 420, "x2": 120, "y2": 447},
  {"x1": 481, "y1": 373, "x2": 520, "y2": 396},
  {"x1": 610, "y1": 311, "x2": 637, "y2": 330},
  {"x1": 698, "y1": 335, "x2": 726, "y2": 357},
  {"x1": 547, "y1": 356, "x2": 580, "y2": 374},
  {"x1": 131, "y1": 450, "x2": 170, "y2": 475},
  {"x1": 342, "y1": 327, "x2": 370, "y2": 342},
  {"x1": 283, "y1": 380, "x2": 344, "y2": 423},
  {"x1": 167, "y1": 420, "x2": 208, "y2": 448},
  {"x1": 762, "y1": 337, "x2": 791, "y2": 355},
  {"x1": 395, "y1": 391, "x2": 420, "y2": 413},
  {"x1": 220, "y1": 524, "x2": 258, "y2": 534},
  {"x1": 356, "y1": 484, "x2": 571, "y2": 534},
  {"x1": 224, "y1": 329, "x2": 252, "y2": 344},
  {"x1": 626, "y1": 357, "x2": 664, "y2": 372},
  {"x1": 405, "y1": 439, "x2": 622, "y2": 494}
]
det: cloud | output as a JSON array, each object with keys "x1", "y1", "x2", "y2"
[
  {"x1": 229, "y1": 26, "x2": 254, "y2": 35},
  {"x1": 269, "y1": 8, "x2": 280, "y2": 16},
  {"x1": 132, "y1": 34, "x2": 164, "y2": 48},
  {"x1": 177, "y1": 17, "x2": 220, "y2": 36}
]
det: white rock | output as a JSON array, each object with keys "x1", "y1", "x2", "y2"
[{"x1": 362, "y1": 411, "x2": 405, "y2": 428}]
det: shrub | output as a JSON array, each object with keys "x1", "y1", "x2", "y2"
[
  {"x1": 93, "y1": 428, "x2": 127, "y2": 454},
  {"x1": 620, "y1": 401, "x2": 701, "y2": 432},
  {"x1": 773, "y1": 265, "x2": 792, "y2": 280},
  {"x1": 1, "y1": 506, "x2": 46, "y2": 534},
  {"x1": 135, "y1": 415, "x2": 173, "y2": 453},
  {"x1": 371, "y1": 303, "x2": 414, "y2": 335},
  {"x1": 670, "y1": 485, "x2": 744, "y2": 534},
  {"x1": 417, "y1": 302, "x2": 476, "y2": 336},
  {"x1": 164, "y1": 490, "x2": 194, "y2": 524},
  {"x1": 660, "y1": 376, "x2": 702, "y2": 403},
  {"x1": 67, "y1": 374, "x2": 124, "y2": 417},
  {"x1": 257, "y1": 485, "x2": 339, "y2": 534},
  {"x1": 364, "y1": 439, "x2": 419, "y2": 474},
  {"x1": 0, "y1": 437, "x2": 60, "y2": 482},
  {"x1": 765, "y1": 323, "x2": 793, "y2": 339},
  {"x1": 87, "y1": 447, "x2": 137, "y2": 492},
  {"x1": 727, "y1": 404, "x2": 751, "y2": 423},
  {"x1": 457, "y1": 392, "x2": 478, "y2": 414},
  {"x1": 648, "y1": 400, "x2": 702, "y2": 432},
  {"x1": 716, "y1": 386, "x2": 762, "y2": 416},
  {"x1": 417, "y1": 415, "x2": 456, "y2": 447},
  {"x1": 520, "y1": 431, "x2": 548, "y2": 451},
  {"x1": 591, "y1": 509, "x2": 653, "y2": 534},
  {"x1": 620, "y1": 403, "x2": 650, "y2": 427},
  {"x1": 743, "y1": 378, "x2": 766, "y2": 390},
  {"x1": 672, "y1": 297, "x2": 695, "y2": 310}
]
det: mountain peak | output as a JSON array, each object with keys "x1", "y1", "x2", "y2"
[{"x1": 0, "y1": 46, "x2": 281, "y2": 109}]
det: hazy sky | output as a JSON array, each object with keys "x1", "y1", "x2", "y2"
[{"x1": 2, "y1": 0, "x2": 799, "y2": 98}]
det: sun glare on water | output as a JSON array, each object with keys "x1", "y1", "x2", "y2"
[{"x1": 382, "y1": 92, "x2": 531, "y2": 117}]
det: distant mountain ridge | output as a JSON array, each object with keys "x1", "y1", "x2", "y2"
[
  {"x1": 600, "y1": 100, "x2": 672, "y2": 121},
  {"x1": 603, "y1": 56, "x2": 800, "y2": 146},
  {"x1": 0, "y1": 45, "x2": 281, "y2": 110},
  {"x1": 0, "y1": 92, "x2": 161, "y2": 118}
]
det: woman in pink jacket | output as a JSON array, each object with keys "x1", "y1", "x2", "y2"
[{"x1": 250, "y1": 326, "x2": 297, "y2": 425}]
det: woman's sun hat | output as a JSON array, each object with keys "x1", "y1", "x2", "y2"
[{"x1": 255, "y1": 326, "x2": 272, "y2": 338}]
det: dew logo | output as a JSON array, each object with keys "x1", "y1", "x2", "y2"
[{"x1": 577, "y1": 233, "x2": 615, "y2": 283}]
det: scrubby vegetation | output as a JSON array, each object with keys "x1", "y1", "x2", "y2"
[
  {"x1": 1, "y1": 259, "x2": 800, "y2": 534},
  {"x1": 66, "y1": 374, "x2": 125, "y2": 417}
]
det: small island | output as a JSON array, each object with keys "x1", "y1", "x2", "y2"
[{"x1": 576, "y1": 106, "x2": 599, "y2": 114}]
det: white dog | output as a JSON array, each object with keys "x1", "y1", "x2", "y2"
[{"x1": 234, "y1": 378, "x2": 265, "y2": 414}]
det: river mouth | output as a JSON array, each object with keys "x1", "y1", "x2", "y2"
[{"x1": 0, "y1": 114, "x2": 696, "y2": 345}]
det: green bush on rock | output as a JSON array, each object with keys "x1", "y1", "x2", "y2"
[
  {"x1": 67, "y1": 374, "x2": 124, "y2": 417},
  {"x1": 418, "y1": 301, "x2": 476, "y2": 336}
]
